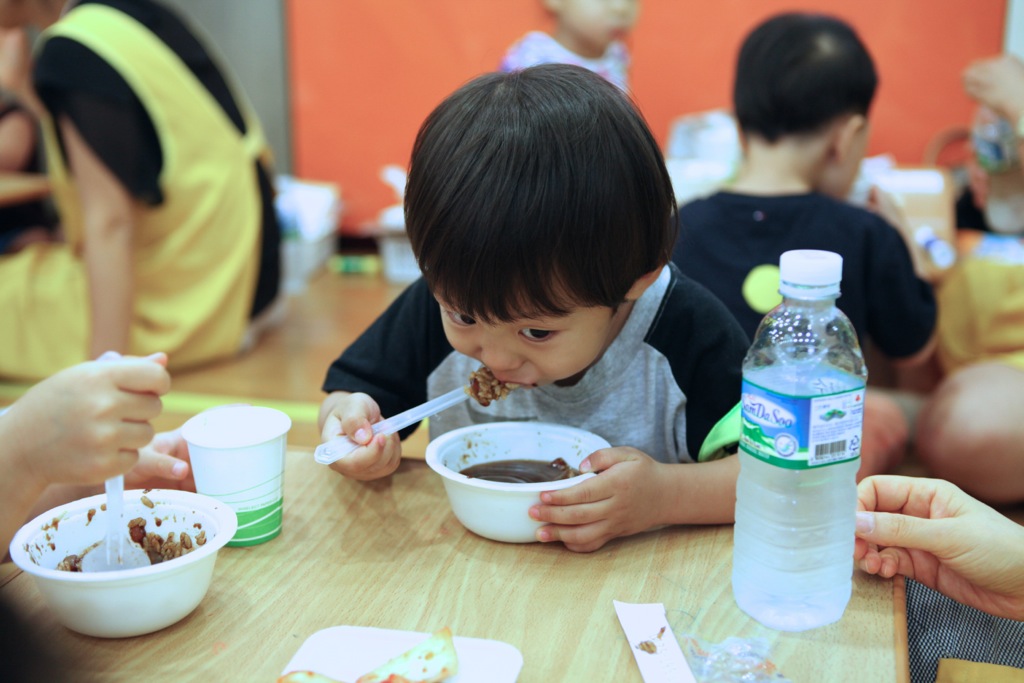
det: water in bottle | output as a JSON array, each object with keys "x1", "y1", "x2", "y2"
[{"x1": 732, "y1": 249, "x2": 866, "y2": 632}]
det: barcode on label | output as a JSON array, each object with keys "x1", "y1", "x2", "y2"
[
  {"x1": 815, "y1": 440, "x2": 846, "y2": 456},
  {"x1": 813, "y1": 440, "x2": 847, "y2": 463}
]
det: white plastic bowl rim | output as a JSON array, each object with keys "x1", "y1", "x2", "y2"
[
  {"x1": 9, "y1": 488, "x2": 238, "y2": 583},
  {"x1": 425, "y1": 421, "x2": 609, "y2": 492}
]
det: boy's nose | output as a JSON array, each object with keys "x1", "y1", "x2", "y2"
[{"x1": 478, "y1": 347, "x2": 521, "y2": 377}]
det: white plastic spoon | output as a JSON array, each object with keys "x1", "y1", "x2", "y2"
[
  {"x1": 314, "y1": 387, "x2": 470, "y2": 465},
  {"x1": 80, "y1": 475, "x2": 150, "y2": 572},
  {"x1": 79, "y1": 350, "x2": 150, "y2": 571}
]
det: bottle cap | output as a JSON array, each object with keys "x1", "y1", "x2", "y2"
[{"x1": 779, "y1": 250, "x2": 842, "y2": 297}]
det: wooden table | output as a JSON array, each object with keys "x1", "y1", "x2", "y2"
[
  {"x1": 2, "y1": 446, "x2": 908, "y2": 682},
  {"x1": 0, "y1": 171, "x2": 49, "y2": 207}
]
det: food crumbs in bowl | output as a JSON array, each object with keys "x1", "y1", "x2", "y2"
[{"x1": 54, "y1": 518, "x2": 203, "y2": 573}]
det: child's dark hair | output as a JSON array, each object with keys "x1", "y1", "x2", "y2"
[
  {"x1": 405, "y1": 63, "x2": 676, "y2": 324},
  {"x1": 734, "y1": 12, "x2": 877, "y2": 142}
]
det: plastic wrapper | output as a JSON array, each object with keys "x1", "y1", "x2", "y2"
[{"x1": 680, "y1": 634, "x2": 791, "y2": 683}]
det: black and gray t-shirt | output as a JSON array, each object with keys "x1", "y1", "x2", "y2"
[{"x1": 322, "y1": 265, "x2": 749, "y2": 463}]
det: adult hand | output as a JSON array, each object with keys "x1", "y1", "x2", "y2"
[
  {"x1": 6, "y1": 354, "x2": 170, "y2": 489},
  {"x1": 963, "y1": 54, "x2": 1024, "y2": 122},
  {"x1": 529, "y1": 446, "x2": 671, "y2": 553},
  {"x1": 855, "y1": 475, "x2": 1024, "y2": 621}
]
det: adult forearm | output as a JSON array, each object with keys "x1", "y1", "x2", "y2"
[
  {"x1": 57, "y1": 111, "x2": 139, "y2": 358},
  {"x1": 84, "y1": 225, "x2": 134, "y2": 357},
  {"x1": 0, "y1": 418, "x2": 50, "y2": 555}
]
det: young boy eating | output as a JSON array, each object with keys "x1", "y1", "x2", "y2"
[{"x1": 319, "y1": 64, "x2": 750, "y2": 552}]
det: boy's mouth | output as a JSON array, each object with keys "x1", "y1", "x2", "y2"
[{"x1": 494, "y1": 375, "x2": 534, "y2": 388}]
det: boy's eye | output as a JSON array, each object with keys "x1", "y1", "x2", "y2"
[
  {"x1": 446, "y1": 310, "x2": 476, "y2": 326},
  {"x1": 521, "y1": 328, "x2": 552, "y2": 340}
]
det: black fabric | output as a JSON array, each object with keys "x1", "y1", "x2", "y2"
[
  {"x1": 645, "y1": 264, "x2": 749, "y2": 458},
  {"x1": 956, "y1": 187, "x2": 992, "y2": 232},
  {"x1": 673, "y1": 191, "x2": 937, "y2": 360},
  {"x1": 251, "y1": 162, "x2": 281, "y2": 318},
  {"x1": 906, "y1": 578, "x2": 1024, "y2": 683},
  {"x1": 32, "y1": 0, "x2": 279, "y2": 317}
]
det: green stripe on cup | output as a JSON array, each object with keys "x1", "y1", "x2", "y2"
[{"x1": 226, "y1": 499, "x2": 283, "y2": 547}]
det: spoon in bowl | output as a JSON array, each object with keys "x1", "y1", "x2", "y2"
[
  {"x1": 79, "y1": 350, "x2": 153, "y2": 571},
  {"x1": 80, "y1": 475, "x2": 150, "y2": 572}
]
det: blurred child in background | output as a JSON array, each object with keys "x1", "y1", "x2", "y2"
[
  {"x1": 912, "y1": 53, "x2": 1024, "y2": 505},
  {"x1": 672, "y1": 12, "x2": 938, "y2": 481},
  {"x1": 0, "y1": 97, "x2": 53, "y2": 254},
  {"x1": 956, "y1": 54, "x2": 1024, "y2": 235},
  {"x1": 500, "y1": 0, "x2": 639, "y2": 91}
]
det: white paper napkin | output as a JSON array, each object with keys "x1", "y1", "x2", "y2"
[{"x1": 613, "y1": 600, "x2": 697, "y2": 683}]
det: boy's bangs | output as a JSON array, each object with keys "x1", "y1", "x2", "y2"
[
  {"x1": 413, "y1": 107, "x2": 628, "y2": 323},
  {"x1": 406, "y1": 65, "x2": 678, "y2": 322},
  {"x1": 418, "y1": 213, "x2": 585, "y2": 325}
]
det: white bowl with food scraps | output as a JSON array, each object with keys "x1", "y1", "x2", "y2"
[
  {"x1": 8, "y1": 488, "x2": 237, "y2": 638},
  {"x1": 425, "y1": 422, "x2": 610, "y2": 543}
]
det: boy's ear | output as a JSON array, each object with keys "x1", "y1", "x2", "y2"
[
  {"x1": 624, "y1": 267, "x2": 663, "y2": 301},
  {"x1": 831, "y1": 114, "x2": 868, "y2": 163}
]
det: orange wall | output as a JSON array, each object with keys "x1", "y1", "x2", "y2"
[{"x1": 286, "y1": 1, "x2": 1005, "y2": 233}]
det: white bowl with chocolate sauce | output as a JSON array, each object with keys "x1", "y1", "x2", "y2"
[
  {"x1": 425, "y1": 422, "x2": 611, "y2": 543},
  {"x1": 8, "y1": 488, "x2": 237, "y2": 638}
]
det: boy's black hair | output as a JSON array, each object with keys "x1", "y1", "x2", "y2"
[
  {"x1": 405, "y1": 63, "x2": 676, "y2": 324},
  {"x1": 734, "y1": 12, "x2": 877, "y2": 142}
]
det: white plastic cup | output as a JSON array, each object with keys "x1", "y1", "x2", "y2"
[{"x1": 181, "y1": 406, "x2": 291, "y2": 547}]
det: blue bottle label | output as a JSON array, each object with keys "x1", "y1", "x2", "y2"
[
  {"x1": 973, "y1": 119, "x2": 1020, "y2": 173},
  {"x1": 740, "y1": 379, "x2": 864, "y2": 469}
]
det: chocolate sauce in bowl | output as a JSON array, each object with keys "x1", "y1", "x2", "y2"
[{"x1": 459, "y1": 457, "x2": 579, "y2": 483}]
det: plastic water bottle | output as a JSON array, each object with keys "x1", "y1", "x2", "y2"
[
  {"x1": 732, "y1": 250, "x2": 866, "y2": 632},
  {"x1": 972, "y1": 105, "x2": 1024, "y2": 235},
  {"x1": 972, "y1": 105, "x2": 1018, "y2": 174}
]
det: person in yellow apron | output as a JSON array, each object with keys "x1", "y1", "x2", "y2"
[
  {"x1": 913, "y1": 54, "x2": 1024, "y2": 507},
  {"x1": 0, "y1": 0, "x2": 280, "y2": 381}
]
